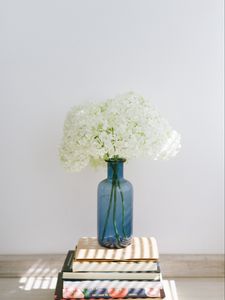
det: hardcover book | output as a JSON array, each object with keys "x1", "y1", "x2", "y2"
[
  {"x1": 54, "y1": 272, "x2": 63, "y2": 300},
  {"x1": 75, "y1": 237, "x2": 159, "y2": 261},
  {"x1": 63, "y1": 272, "x2": 161, "y2": 280},
  {"x1": 63, "y1": 280, "x2": 165, "y2": 299},
  {"x1": 54, "y1": 272, "x2": 165, "y2": 300},
  {"x1": 72, "y1": 261, "x2": 160, "y2": 273},
  {"x1": 55, "y1": 273, "x2": 165, "y2": 300},
  {"x1": 62, "y1": 251, "x2": 160, "y2": 280}
]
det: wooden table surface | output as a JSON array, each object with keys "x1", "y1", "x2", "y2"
[{"x1": 0, "y1": 254, "x2": 224, "y2": 300}]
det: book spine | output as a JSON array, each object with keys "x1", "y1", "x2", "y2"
[
  {"x1": 72, "y1": 262, "x2": 160, "y2": 273},
  {"x1": 62, "y1": 272, "x2": 161, "y2": 280},
  {"x1": 54, "y1": 272, "x2": 63, "y2": 300},
  {"x1": 61, "y1": 298, "x2": 163, "y2": 300},
  {"x1": 63, "y1": 288, "x2": 163, "y2": 299},
  {"x1": 63, "y1": 285, "x2": 163, "y2": 299},
  {"x1": 62, "y1": 251, "x2": 75, "y2": 272}
]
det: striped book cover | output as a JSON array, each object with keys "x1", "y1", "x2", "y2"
[
  {"x1": 63, "y1": 251, "x2": 160, "y2": 280},
  {"x1": 72, "y1": 261, "x2": 160, "y2": 273},
  {"x1": 55, "y1": 273, "x2": 165, "y2": 300},
  {"x1": 62, "y1": 280, "x2": 165, "y2": 299},
  {"x1": 75, "y1": 237, "x2": 159, "y2": 261}
]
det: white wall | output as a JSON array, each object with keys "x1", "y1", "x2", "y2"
[{"x1": 0, "y1": 0, "x2": 224, "y2": 254}]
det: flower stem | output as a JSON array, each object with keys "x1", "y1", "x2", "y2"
[
  {"x1": 117, "y1": 179, "x2": 127, "y2": 238},
  {"x1": 101, "y1": 181, "x2": 114, "y2": 242},
  {"x1": 113, "y1": 181, "x2": 120, "y2": 246}
]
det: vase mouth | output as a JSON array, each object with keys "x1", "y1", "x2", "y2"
[{"x1": 105, "y1": 158, "x2": 126, "y2": 163}]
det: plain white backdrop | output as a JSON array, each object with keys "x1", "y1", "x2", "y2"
[{"x1": 0, "y1": 0, "x2": 224, "y2": 254}]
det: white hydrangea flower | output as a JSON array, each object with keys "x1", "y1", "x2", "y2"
[{"x1": 59, "y1": 92, "x2": 181, "y2": 171}]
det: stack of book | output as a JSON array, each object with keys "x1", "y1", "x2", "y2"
[{"x1": 55, "y1": 237, "x2": 165, "y2": 300}]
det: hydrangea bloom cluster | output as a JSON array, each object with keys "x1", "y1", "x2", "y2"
[{"x1": 59, "y1": 92, "x2": 181, "y2": 171}]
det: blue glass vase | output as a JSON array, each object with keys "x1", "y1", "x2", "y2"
[{"x1": 97, "y1": 159, "x2": 133, "y2": 248}]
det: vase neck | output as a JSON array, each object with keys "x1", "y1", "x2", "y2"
[{"x1": 107, "y1": 160, "x2": 124, "y2": 180}]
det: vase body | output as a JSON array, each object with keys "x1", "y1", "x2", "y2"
[{"x1": 97, "y1": 160, "x2": 133, "y2": 248}]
